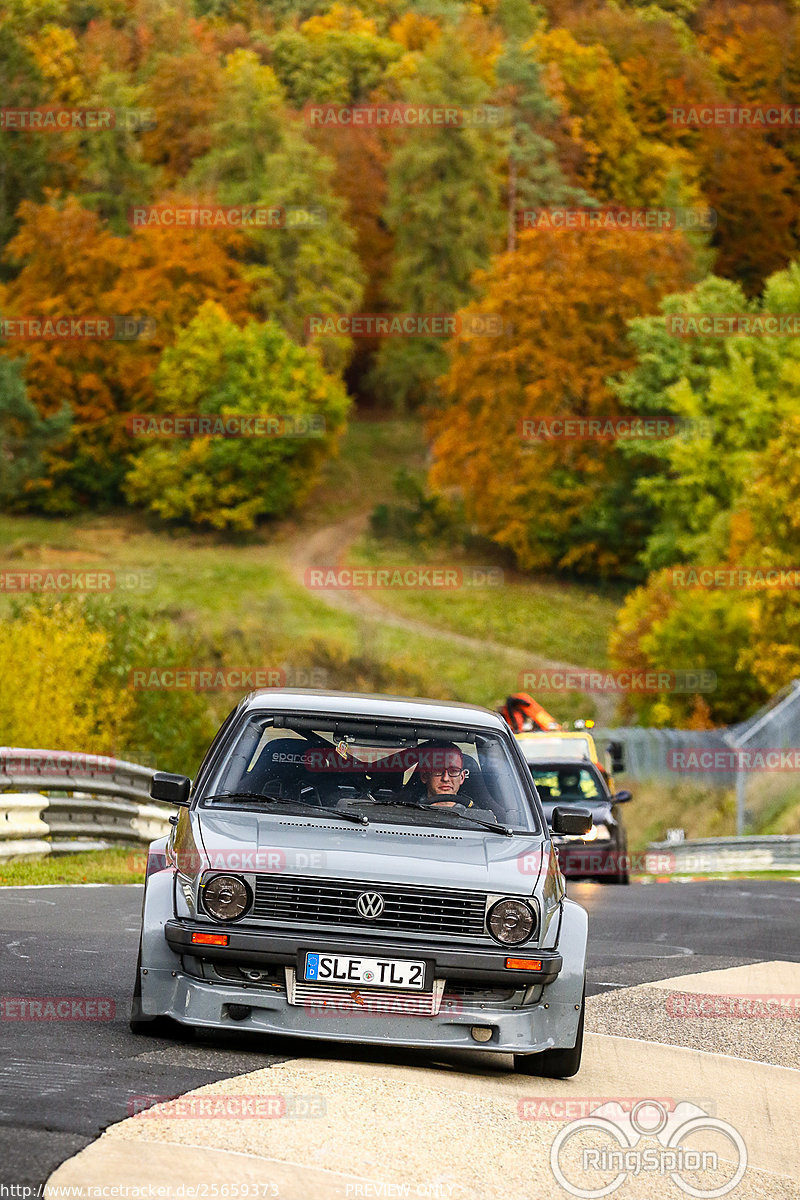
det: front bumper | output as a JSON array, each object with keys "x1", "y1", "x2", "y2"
[
  {"x1": 164, "y1": 920, "x2": 563, "y2": 987},
  {"x1": 139, "y1": 969, "x2": 581, "y2": 1055}
]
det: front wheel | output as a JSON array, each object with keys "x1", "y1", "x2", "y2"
[{"x1": 514, "y1": 982, "x2": 585, "y2": 1078}]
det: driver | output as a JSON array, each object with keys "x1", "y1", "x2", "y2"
[{"x1": 415, "y1": 741, "x2": 473, "y2": 809}]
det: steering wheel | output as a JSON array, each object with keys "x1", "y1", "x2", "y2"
[{"x1": 257, "y1": 773, "x2": 305, "y2": 803}]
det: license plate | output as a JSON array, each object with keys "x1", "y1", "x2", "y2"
[{"x1": 303, "y1": 953, "x2": 426, "y2": 991}]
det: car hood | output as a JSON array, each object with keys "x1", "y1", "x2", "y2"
[{"x1": 193, "y1": 808, "x2": 546, "y2": 895}]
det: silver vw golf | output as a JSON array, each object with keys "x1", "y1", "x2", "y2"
[{"x1": 131, "y1": 690, "x2": 591, "y2": 1077}]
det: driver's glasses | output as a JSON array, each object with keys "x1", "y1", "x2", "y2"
[{"x1": 431, "y1": 766, "x2": 465, "y2": 778}]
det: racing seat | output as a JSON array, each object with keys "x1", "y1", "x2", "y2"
[
  {"x1": 244, "y1": 738, "x2": 313, "y2": 800},
  {"x1": 458, "y1": 752, "x2": 495, "y2": 810}
]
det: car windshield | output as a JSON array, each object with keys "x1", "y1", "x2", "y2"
[
  {"x1": 199, "y1": 713, "x2": 540, "y2": 833},
  {"x1": 519, "y1": 736, "x2": 593, "y2": 762},
  {"x1": 526, "y1": 763, "x2": 606, "y2": 805}
]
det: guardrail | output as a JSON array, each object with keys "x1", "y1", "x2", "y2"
[
  {"x1": 0, "y1": 748, "x2": 169, "y2": 861},
  {"x1": 647, "y1": 834, "x2": 800, "y2": 874}
]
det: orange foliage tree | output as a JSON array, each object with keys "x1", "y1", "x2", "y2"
[
  {"x1": 0, "y1": 195, "x2": 252, "y2": 509},
  {"x1": 427, "y1": 226, "x2": 696, "y2": 578}
]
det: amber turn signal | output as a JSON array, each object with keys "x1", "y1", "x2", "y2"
[
  {"x1": 505, "y1": 957, "x2": 543, "y2": 970},
  {"x1": 191, "y1": 931, "x2": 229, "y2": 946}
]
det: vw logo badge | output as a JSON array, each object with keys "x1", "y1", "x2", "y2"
[{"x1": 356, "y1": 891, "x2": 385, "y2": 919}]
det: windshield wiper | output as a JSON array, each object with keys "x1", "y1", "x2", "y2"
[
  {"x1": 356, "y1": 799, "x2": 513, "y2": 837},
  {"x1": 201, "y1": 791, "x2": 369, "y2": 826}
]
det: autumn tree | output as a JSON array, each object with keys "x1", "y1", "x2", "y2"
[
  {"x1": 123, "y1": 301, "x2": 350, "y2": 530},
  {"x1": 495, "y1": 0, "x2": 589, "y2": 252},
  {"x1": 139, "y1": 34, "x2": 225, "y2": 183},
  {"x1": 0, "y1": 6, "x2": 69, "y2": 261},
  {"x1": 533, "y1": 25, "x2": 703, "y2": 211},
  {"x1": 188, "y1": 49, "x2": 364, "y2": 373},
  {"x1": 0, "y1": 357, "x2": 70, "y2": 506},
  {"x1": 613, "y1": 265, "x2": 800, "y2": 570},
  {"x1": 0, "y1": 195, "x2": 251, "y2": 509},
  {"x1": 607, "y1": 568, "x2": 763, "y2": 727},
  {"x1": 270, "y1": 8, "x2": 402, "y2": 107},
  {"x1": 372, "y1": 34, "x2": 505, "y2": 408},
  {"x1": 428, "y1": 225, "x2": 696, "y2": 577},
  {"x1": 735, "y1": 414, "x2": 800, "y2": 695}
]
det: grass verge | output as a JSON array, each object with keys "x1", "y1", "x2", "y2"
[{"x1": 0, "y1": 847, "x2": 144, "y2": 886}]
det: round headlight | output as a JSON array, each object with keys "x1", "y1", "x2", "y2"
[
  {"x1": 202, "y1": 874, "x2": 251, "y2": 921},
  {"x1": 487, "y1": 898, "x2": 535, "y2": 946}
]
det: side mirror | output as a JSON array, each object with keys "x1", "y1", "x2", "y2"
[
  {"x1": 607, "y1": 740, "x2": 625, "y2": 774},
  {"x1": 551, "y1": 806, "x2": 592, "y2": 836},
  {"x1": 612, "y1": 789, "x2": 633, "y2": 804},
  {"x1": 150, "y1": 772, "x2": 191, "y2": 807}
]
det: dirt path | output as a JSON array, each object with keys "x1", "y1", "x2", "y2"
[{"x1": 287, "y1": 515, "x2": 617, "y2": 725}]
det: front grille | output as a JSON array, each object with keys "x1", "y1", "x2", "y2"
[
  {"x1": 287, "y1": 971, "x2": 445, "y2": 1016},
  {"x1": 251, "y1": 874, "x2": 487, "y2": 938}
]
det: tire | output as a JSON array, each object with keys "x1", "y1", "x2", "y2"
[{"x1": 514, "y1": 982, "x2": 585, "y2": 1078}]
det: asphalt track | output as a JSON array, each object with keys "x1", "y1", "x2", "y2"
[{"x1": 1, "y1": 880, "x2": 799, "y2": 1190}]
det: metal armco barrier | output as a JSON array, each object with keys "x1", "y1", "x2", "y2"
[
  {"x1": 647, "y1": 835, "x2": 800, "y2": 874},
  {"x1": 0, "y1": 748, "x2": 168, "y2": 861}
]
